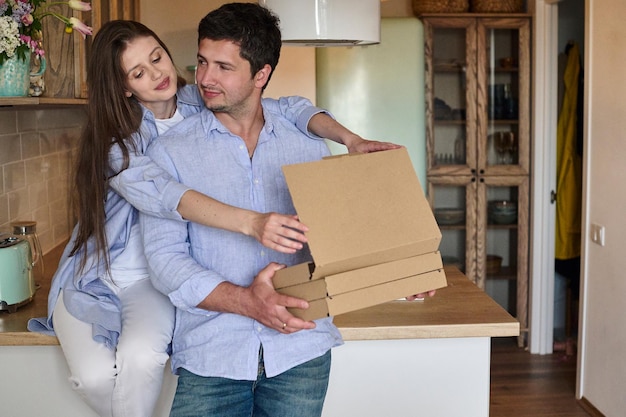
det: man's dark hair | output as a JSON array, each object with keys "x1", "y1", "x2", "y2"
[{"x1": 198, "y1": 2, "x2": 282, "y2": 89}]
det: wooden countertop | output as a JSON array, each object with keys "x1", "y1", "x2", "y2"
[
  {"x1": 0, "y1": 244, "x2": 519, "y2": 346},
  {"x1": 334, "y1": 269, "x2": 520, "y2": 340},
  {"x1": 0, "y1": 242, "x2": 63, "y2": 346}
]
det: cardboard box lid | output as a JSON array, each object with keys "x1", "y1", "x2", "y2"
[
  {"x1": 281, "y1": 148, "x2": 441, "y2": 280},
  {"x1": 276, "y1": 251, "x2": 443, "y2": 296}
]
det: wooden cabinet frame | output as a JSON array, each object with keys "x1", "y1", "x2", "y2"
[
  {"x1": 1, "y1": 0, "x2": 141, "y2": 105},
  {"x1": 423, "y1": 15, "x2": 531, "y2": 346}
]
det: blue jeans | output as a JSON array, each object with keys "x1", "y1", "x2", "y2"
[{"x1": 170, "y1": 349, "x2": 331, "y2": 417}]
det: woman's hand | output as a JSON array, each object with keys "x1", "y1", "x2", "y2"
[
  {"x1": 346, "y1": 137, "x2": 403, "y2": 154},
  {"x1": 247, "y1": 213, "x2": 309, "y2": 254}
]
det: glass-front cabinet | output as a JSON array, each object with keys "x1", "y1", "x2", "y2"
[{"x1": 423, "y1": 15, "x2": 530, "y2": 345}]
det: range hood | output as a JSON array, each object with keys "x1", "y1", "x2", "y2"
[{"x1": 259, "y1": 0, "x2": 381, "y2": 47}]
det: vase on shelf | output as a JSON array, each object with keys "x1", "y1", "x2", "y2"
[
  {"x1": 29, "y1": 54, "x2": 47, "y2": 97},
  {"x1": 0, "y1": 54, "x2": 47, "y2": 97}
]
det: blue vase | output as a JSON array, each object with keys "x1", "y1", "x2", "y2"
[
  {"x1": 0, "y1": 54, "x2": 31, "y2": 97},
  {"x1": 0, "y1": 54, "x2": 47, "y2": 97}
]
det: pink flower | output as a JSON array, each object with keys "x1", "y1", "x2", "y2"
[
  {"x1": 68, "y1": 17, "x2": 92, "y2": 38},
  {"x1": 21, "y1": 13, "x2": 34, "y2": 25},
  {"x1": 68, "y1": 0, "x2": 91, "y2": 12}
]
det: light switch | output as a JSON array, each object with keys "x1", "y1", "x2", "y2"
[{"x1": 590, "y1": 223, "x2": 605, "y2": 246}]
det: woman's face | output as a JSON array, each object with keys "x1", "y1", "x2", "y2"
[{"x1": 121, "y1": 36, "x2": 178, "y2": 111}]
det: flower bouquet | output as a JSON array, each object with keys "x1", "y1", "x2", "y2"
[
  {"x1": 1, "y1": 0, "x2": 92, "y2": 64},
  {"x1": 1, "y1": 0, "x2": 92, "y2": 96}
]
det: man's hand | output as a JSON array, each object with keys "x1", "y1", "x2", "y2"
[
  {"x1": 246, "y1": 213, "x2": 309, "y2": 254},
  {"x1": 244, "y1": 263, "x2": 317, "y2": 333},
  {"x1": 406, "y1": 290, "x2": 437, "y2": 301}
]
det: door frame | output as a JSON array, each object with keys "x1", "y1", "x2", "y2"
[{"x1": 530, "y1": 0, "x2": 562, "y2": 354}]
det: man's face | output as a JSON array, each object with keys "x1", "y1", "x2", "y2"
[{"x1": 195, "y1": 38, "x2": 263, "y2": 115}]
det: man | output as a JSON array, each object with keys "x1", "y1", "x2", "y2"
[{"x1": 141, "y1": 3, "x2": 345, "y2": 416}]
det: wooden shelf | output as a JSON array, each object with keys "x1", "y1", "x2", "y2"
[
  {"x1": 439, "y1": 224, "x2": 466, "y2": 231},
  {"x1": 434, "y1": 67, "x2": 465, "y2": 72},
  {"x1": 39, "y1": 97, "x2": 87, "y2": 105},
  {"x1": 488, "y1": 119, "x2": 520, "y2": 124},
  {"x1": 0, "y1": 97, "x2": 87, "y2": 107},
  {"x1": 491, "y1": 67, "x2": 520, "y2": 73},
  {"x1": 418, "y1": 13, "x2": 532, "y2": 18},
  {"x1": 487, "y1": 266, "x2": 517, "y2": 280},
  {"x1": 434, "y1": 119, "x2": 467, "y2": 124},
  {"x1": 487, "y1": 223, "x2": 518, "y2": 229}
]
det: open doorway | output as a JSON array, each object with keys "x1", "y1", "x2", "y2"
[
  {"x1": 552, "y1": 0, "x2": 584, "y2": 358},
  {"x1": 530, "y1": 0, "x2": 584, "y2": 355}
]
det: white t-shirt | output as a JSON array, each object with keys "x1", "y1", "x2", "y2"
[
  {"x1": 105, "y1": 222, "x2": 149, "y2": 289},
  {"x1": 105, "y1": 108, "x2": 185, "y2": 290},
  {"x1": 155, "y1": 108, "x2": 184, "y2": 135}
]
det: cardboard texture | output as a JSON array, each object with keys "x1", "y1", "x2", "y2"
[
  {"x1": 279, "y1": 251, "x2": 443, "y2": 300},
  {"x1": 275, "y1": 148, "x2": 447, "y2": 320},
  {"x1": 293, "y1": 269, "x2": 447, "y2": 321}
]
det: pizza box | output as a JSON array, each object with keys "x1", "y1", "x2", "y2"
[{"x1": 275, "y1": 148, "x2": 447, "y2": 320}]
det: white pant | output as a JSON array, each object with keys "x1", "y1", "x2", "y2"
[{"x1": 53, "y1": 278, "x2": 175, "y2": 417}]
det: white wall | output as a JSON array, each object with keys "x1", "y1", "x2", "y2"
[
  {"x1": 315, "y1": 18, "x2": 426, "y2": 185},
  {"x1": 579, "y1": 0, "x2": 626, "y2": 414}
]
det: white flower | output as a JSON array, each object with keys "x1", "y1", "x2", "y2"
[
  {"x1": 1, "y1": 0, "x2": 92, "y2": 65},
  {"x1": 0, "y1": 16, "x2": 20, "y2": 58}
]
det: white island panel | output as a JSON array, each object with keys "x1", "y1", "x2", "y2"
[{"x1": 323, "y1": 337, "x2": 490, "y2": 417}]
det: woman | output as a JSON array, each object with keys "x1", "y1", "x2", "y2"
[{"x1": 28, "y1": 20, "x2": 398, "y2": 417}]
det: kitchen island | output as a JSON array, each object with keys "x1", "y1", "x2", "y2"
[{"x1": 0, "y1": 244, "x2": 518, "y2": 417}]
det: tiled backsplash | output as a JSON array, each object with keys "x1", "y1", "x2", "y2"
[{"x1": 0, "y1": 106, "x2": 86, "y2": 254}]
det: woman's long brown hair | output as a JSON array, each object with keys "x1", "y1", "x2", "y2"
[{"x1": 69, "y1": 20, "x2": 184, "y2": 273}]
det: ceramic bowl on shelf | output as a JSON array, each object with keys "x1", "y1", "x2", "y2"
[
  {"x1": 434, "y1": 208, "x2": 465, "y2": 225},
  {"x1": 488, "y1": 200, "x2": 518, "y2": 224},
  {"x1": 491, "y1": 212, "x2": 517, "y2": 224},
  {"x1": 489, "y1": 200, "x2": 517, "y2": 212}
]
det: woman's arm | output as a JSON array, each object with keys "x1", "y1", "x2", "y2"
[
  {"x1": 176, "y1": 190, "x2": 309, "y2": 253},
  {"x1": 265, "y1": 95, "x2": 403, "y2": 153},
  {"x1": 109, "y1": 150, "x2": 309, "y2": 254},
  {"x1": 306, "y1": 112, "x2": 403, "y2": 153}
]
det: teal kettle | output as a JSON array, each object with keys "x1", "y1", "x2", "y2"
[{"x1": 0, "y1": 235, "x2": 36, "y2": 313}]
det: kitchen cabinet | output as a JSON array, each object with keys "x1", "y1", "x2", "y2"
[{"x1": 422, "y1": 15, "x2": 530, "y2": 346}]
